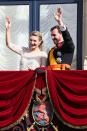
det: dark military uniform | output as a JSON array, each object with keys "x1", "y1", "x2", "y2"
[{"x1": 48, "y1": 28, "x2": 75, "y2": 70}]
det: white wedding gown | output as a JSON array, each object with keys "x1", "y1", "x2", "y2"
[{"x1": 20, "y1": 47, "x2": 47, "y2": 70}]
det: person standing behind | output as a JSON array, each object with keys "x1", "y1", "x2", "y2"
[
  {"x1": 5, "y1": 17, "x2": 47, "y2": 70},
  {"x1": 48, "y1": 8, "x2": 75, "y2": 70}
]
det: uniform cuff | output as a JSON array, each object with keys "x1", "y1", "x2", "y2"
[{"x1": 59, "y1": 25, "x2": 66, "y2": 31}]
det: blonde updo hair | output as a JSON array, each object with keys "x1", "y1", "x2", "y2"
[{"x1": 30, "y1": 31, "x2": 43, "y2": 48}]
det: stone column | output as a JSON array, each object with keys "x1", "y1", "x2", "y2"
[{"x1": 83, "y1": 0, "x2": 87, "y2": 69}]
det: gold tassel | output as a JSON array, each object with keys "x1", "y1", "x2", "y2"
[
  {"x1": 42, "y1": 127, "x2": 45, "y2": 131},
  {"x1": 27, "y1": 125, "x2": 34, "y2": 131},
  {"x1": 51, "y1": 122, "x2": 58, "y2": 131}
]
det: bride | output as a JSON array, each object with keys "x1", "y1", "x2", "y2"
[{"x1": 5, "y1": 17, "x2": 47, "y2": 70}]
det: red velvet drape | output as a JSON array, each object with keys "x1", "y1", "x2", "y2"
[
  {"x1": 0, "y1": 71, "x2": 35, "y2": 129},
  {"x1": 46, "y1": 70, "x2": 87, "y2": 128},
  {"x1": 0, "y1": 70, "x2": 87, "y2": 129}
]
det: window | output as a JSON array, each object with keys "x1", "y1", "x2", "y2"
[
  {"x1": 0, "y1": 1, "x2": 30, "y2": 70},
  {"x1": 0, "y1": 0, "x2": 83, "y2": 70},
  {"x1": 36, "y1": 0, "x2": 83, "y2": 69}
]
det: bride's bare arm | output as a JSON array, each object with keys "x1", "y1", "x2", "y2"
[{"x1": 6, "y1": 17, "x2": 22, "y2": 55}]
